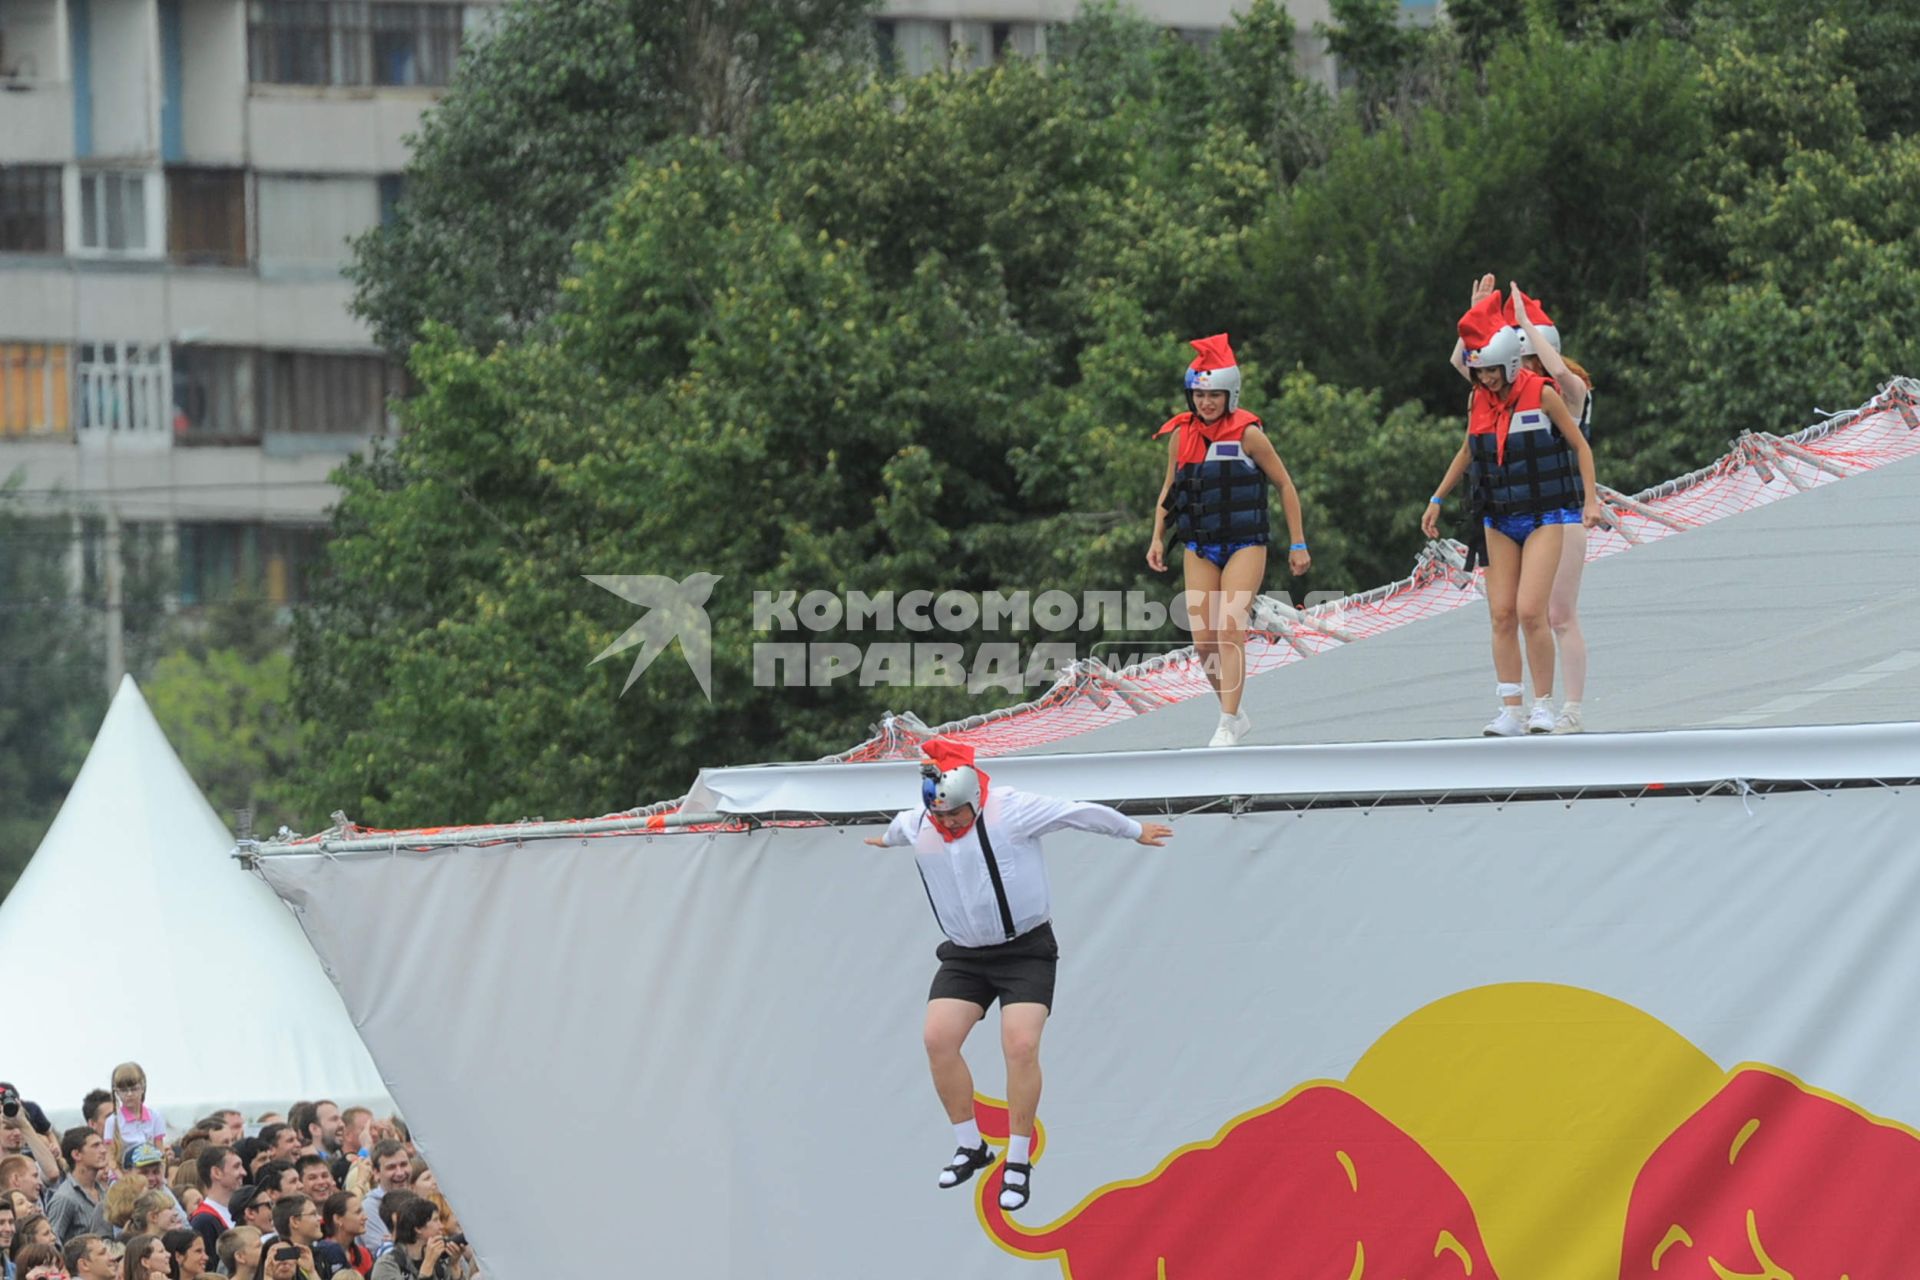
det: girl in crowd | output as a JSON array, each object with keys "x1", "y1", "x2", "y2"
[
  {"x1": 103, "y1": 1065, "x2": 167, "y2": 1165},
  {"x1": 121, "y1": 1232, "x2": 169, "y2": 1280},
  {"x1": 316, "y1": 1192, "x2": 373, "y2": 1277},
  {"x1": 1425, "y1": 290, "x2": 1601, "y2": 734},
  {"x1": 1148, "y1": 334, "x2": 1311, "y2": 747},
  {"x1": 104, "y1": 1175, "x2": 147, "y2": 1235},
  {"x1": 162, "y1": 1228, "x2": 208, "y2": 1279},
  {"x1": 13, "y1": 1213, "x2": 55, "y2": 1253}
]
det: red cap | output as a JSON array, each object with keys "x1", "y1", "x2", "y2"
[
  {"x1": 921, "y1": 737, "x2": 977, "y2": 772},
  {"x1": 1457, "y1": 292, "x2": 1506, "y2": 350},
  {"x1": 1187, "y1": 334, "x2": 1236, "y2": 372}
]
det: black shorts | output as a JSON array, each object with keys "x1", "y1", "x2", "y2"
[{"x1": 928, "y1": 922, "x2": 1059, "y2": 1013}]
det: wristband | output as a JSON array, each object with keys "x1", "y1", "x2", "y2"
[
  {"x1": 1429, "y1": 495, "x2": 1442, "y2": 504},
  {"x1": 1290, "y1": 542, "x2": 1308, "y2": 551}
]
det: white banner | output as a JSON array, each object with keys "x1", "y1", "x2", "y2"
[{"x1": 258, "y1": 779, "x2": 1920, "y2": 1279}]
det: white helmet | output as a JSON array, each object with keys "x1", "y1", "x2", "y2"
[
  {"x1": 1464, "y1": 325, "x2": 1524, "y2": 381},
  {"x1": 921, "y1": 762, "x2": 980, "y2": 813},
  {"x1": 1515, "y1": 323, "x2": 1561, "y2": 357},
  {"x1": 1184, "y1": 334, "x2": 1242, "y2": 413}
]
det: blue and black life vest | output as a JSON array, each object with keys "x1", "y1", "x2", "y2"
[
  {"x1": 1157, "y1": 410, "x2": 1271, "y2": 545},
  {"x1": 1467, "y1": 372, "x2": 1584, "y2": 518}
]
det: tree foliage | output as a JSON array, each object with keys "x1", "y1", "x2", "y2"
[
  {"x1": 0, "y1": 482, "x2": 104, "y2": 897},
  {"x1": 295, "y1": 0, "x2": 1920, "y2": 828}
]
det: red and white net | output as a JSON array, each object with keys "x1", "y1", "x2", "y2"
[{"x1": 830, "y1": 377, "x2": 1920, "y2": 763}]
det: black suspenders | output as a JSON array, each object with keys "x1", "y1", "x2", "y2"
[{"x1": 973, "y1": 815, "x2": 1018, "y2": 942}]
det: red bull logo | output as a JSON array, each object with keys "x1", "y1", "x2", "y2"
[
  {"x1": 974, "y1": 1086, "x2": 1497, "y2": 1278},
  {"x1": 970, "y1": 983, "x2": 1920, "y2": 1279}
]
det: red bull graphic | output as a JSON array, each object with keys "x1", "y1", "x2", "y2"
[
  {"x1": 972, "y1": 983, "x2": 1920, "y2": 1280},
  {"x1": 974, "y1": 1086, "x2": 1498, "y2": 1278},
  {"x1": 1620, "y1": 1066, "x2": 1920, "y2": 1278}
]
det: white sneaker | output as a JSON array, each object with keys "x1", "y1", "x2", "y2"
[
  {"x1": 1526, "y1": 701, "x2": 1556, "y2": 734},
  {"x1": 1482, "y1": 706, "x2": 1525, "y2": 737},
  {"x1": 1552, "y1": 704, "x2": 1584, "y2": 734},
  {"x1": 1207, "y1": 711, "x2": 1251, "y2": 747}
]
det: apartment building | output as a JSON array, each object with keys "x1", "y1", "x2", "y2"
[
  {"x1": 1, "y1": 0, "x2": 1409, "y2": 640},
  {"x1": 0, "y1": 0, "x2": 500, "y2": 622},
  {"x1": 873, "y1": 0, "x2": 1344, "y2": 86}
]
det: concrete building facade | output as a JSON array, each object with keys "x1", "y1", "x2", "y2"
[{"x1": 1, "y1": 0, "x2": 496, "y2": 615}]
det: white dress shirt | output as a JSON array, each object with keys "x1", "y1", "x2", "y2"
[{"x1": 883, "y1": 786, "x2": 1143, "y2": 948}]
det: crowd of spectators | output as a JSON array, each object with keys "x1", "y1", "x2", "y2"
[{"x1": 2, "y1": 1065, "x2": 473, "y2": 1280}]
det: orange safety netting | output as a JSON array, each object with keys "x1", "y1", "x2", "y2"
[{"x1": 829, "y1": 378, "x2": 1920, "y2": 764}]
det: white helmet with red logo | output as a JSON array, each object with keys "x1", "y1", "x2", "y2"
[{"x1": 1183, "y1": 333, "x2": 1242, "y2": 413}]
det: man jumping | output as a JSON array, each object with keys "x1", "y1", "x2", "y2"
[{"x1": 866, "y1": 738, "x2": 1172, "y2": 1213}]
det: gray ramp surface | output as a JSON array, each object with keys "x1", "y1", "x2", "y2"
[{"x1": 1017, "y1": 454, "x2": 1920, "y2": 754}]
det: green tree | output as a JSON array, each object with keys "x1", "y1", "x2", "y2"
[
  {"x1": 348, "y1": 0, "x2": 877, "y2": 356},
  {"x1": 145, "y1": 645, "x2": 301, "y2": 838},
  {"x1": 0, "y1": 481, "x2": 104, "y2": 898},
  {"x1": 1249, "y1": 31, "x2": 1707, "y2": 420}
]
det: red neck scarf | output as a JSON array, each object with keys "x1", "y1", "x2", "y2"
[
  {"x1": 1153, "y1": 408, "x2": 1260, "y2": 466},
  {"x1": 1468, "y1": 368, "x2": 1552, "y2": 465}
]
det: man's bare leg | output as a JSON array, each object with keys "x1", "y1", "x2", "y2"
[
  {"x1": 999, "y1": 1002, "x2": 1049, "y2": 1208},
  {"x1": 925, "y1": 998, "x2": 985, "y2": 1122}
]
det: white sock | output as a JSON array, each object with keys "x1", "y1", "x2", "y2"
[
  {"x1": 1561, "y1": 700, "x2": 1581, "y2": 713},
  {"x1": 1534, "y1": 695, "x2": 1552, "y2": 708},
  {"x1": 1007, "y1": 1135, "x2": 1031, "y2": 1169},
  {"x1": 953, "y1": 1119, "x2": 982, "y2": 1151}
]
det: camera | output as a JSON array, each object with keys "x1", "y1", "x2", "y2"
[
  {"x1": 274, "y1": 1245, "x2": 302, "y2": 1261},
  {"x1": 447, "y1": 1234, "x2": 467, "y2": 1247},
  {"x1": 0, "y1": 1082, "x2": 19, "y2": 1119}
]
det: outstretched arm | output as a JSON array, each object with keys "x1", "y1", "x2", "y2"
[
  {"x1": 863, "y1": 809, "x2": 918, "y2": 847},
  {"x1": 1509, "y1": 282, "x2": 1586, "y2": 415},
  {"x1": 1006, "y1": 791, "x2": 1171, "y2": 845},
  {"x1": 1450, "y1": 273, "x2": 1498, "y2": 381},
  {"x1": 1242, "y1": 428, "x2": 1310, "y2": 576}
]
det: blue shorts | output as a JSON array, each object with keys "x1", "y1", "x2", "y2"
[
  {"x1": 1484, "y1": 508, "x2": 1579, "y2": 544},
  {"x1": 1185, "y1": 539, "x2": 1265, "y2": 569}
]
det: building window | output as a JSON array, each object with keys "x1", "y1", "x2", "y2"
[
  {"x1": 167, "y1": 168, "x2": 250, "y2": 266},
  {"x1": 75, "y1": 169, "x2": 161, "y2": 256},
  {"x1": 377, "y1": 173, "x2": 406, "y2": 226},
  {"x1": 172, "y1": 347, "x2": 260, "y2": 443},
  {"x1": 180, "y1": 521, "x2": 326, "y2": 604},
  {"x1": 0, "y1": 165, "x2": 63, "y2": 253},
  {"x1": 76, "y1": 342, "x2": 169, "y2": 439},
  {"x1": 256, "y1": 173, "x2": 380, "y2": 273},
  {"x1": 248, "y1": 0, "x2": 464, "y2": 88},
  {"x1": 262, "y1": 524, "x2": 327, "y2": 602},
  {"x1": 0, "y1": 343, "x2": 70, "y2": 437},
  {"x1": 259, "y1": 350, "x2": 399, "y2": 436}
]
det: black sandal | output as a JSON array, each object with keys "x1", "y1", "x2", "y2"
[
  {"x1": 998, "y1": 1161, "x2": 1032, "y2": 1211},
  {"x1": 938, "y1": 1141, "x2": 994, "y2": 1188}
]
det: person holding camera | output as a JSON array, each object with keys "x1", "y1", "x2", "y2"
[
  {"x1": 262, "y1": 1243, "x2": 304, "y2": 1280},
  {"x1": 864, "y1": 737, "x2": 1173, "y2": 1214},
  {"x1": 366, "y1": 1200, "x2": 463, "y2": 1280},
  {"x1": 1, "y1": 1086, "x2": 60, "y2": 1199}
]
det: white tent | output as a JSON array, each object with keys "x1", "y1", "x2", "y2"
[{"x1": 0, "y1": 676, "x2": 389, "y2": 1128}]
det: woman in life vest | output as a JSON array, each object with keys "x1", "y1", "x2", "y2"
[
  {"x1": 1443, "y1": 279, "x2": 1598, "y2": 732},
  {"x1": 1423, "y1": 291, "x2": 1602, "y2": 735},
  {"x1": 1146, "y1": 335, "x2": 1310, "y2": 747},
  {"x1": 1503, "y1": 284, "x2": 1595, "y2": 732}
]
